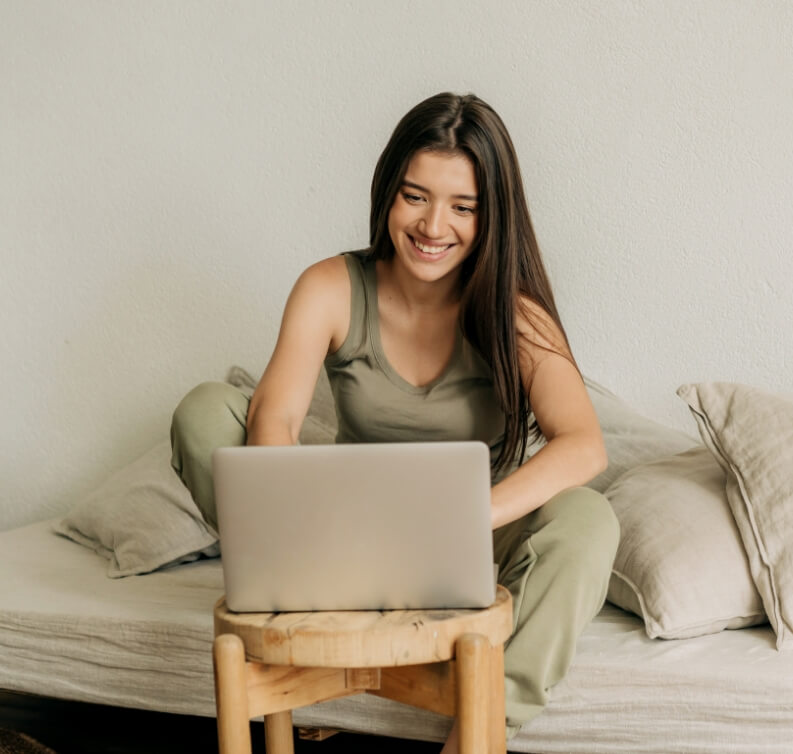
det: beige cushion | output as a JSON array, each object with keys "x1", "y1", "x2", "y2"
[
  {"x1": 584, "y1": 378, "x2": 698, "y2": 493},
  {"x1": 54, "y1": 442, "x2": 219, "y2": 578},
  {"x1": 677, "y1": 382, "x2": 793, "y2": 650},
  {"x1": 606, "y1": 447, "x2": 765, "y2": 639}
]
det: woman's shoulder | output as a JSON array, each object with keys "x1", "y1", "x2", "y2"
[
  {"x1": 286, "y1": 255, "x2": 357, "y2": 353},
  {"x1": 299, "y1": 249, "x2": 374, "y2": 301},
  {"x1": 296, "y1": 253, "x2": 354, "y2": 294}
]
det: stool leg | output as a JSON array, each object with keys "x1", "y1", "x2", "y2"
[
  {"x1": 264, "y1": 711, "x2": 295, "y2": 754},
  {"x1": 489, "y1": 644, "x2": 507, "y2": 753},
  {"x1": 213, "y1": 634, "x2": 253, "y2": 754},
  {"x1": 456, "y1": 633, "x2": 491, "y2": 754}
]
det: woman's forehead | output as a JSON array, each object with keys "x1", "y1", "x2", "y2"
[{"x1": 403, "y1": 150, "x2": 478, "y2": 197}]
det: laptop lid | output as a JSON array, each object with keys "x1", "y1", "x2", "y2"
[{"x1": 212, "y1": 442, "x2": 495, "y2": 612}]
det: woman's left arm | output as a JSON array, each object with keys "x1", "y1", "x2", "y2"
[{"x1": 490, "y1": 302, "x2": 608, "y2": 529}]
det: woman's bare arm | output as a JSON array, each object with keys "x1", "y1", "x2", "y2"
[
  {"x1": 490, "y1": 301, "x2": 607, "y2": 529},
  {"x1": 246, "y1": 256, "x2": 349, "y2": 446}
]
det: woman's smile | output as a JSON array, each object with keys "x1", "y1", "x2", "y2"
[{"x1": 409, "y1": 235, "x2": 454, "y2": 259}]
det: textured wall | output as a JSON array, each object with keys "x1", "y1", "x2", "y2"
[{"x1": 2, "y1": 1, "x2": 792, "y2": 529}]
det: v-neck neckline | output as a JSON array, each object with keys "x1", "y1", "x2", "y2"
[{"x1": 365, "y1": 260, "x2": 462, "y2": 395}]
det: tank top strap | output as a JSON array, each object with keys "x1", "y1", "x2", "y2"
[{"x1": 326, "y1": 250, "x2": 373, "y2": 365}]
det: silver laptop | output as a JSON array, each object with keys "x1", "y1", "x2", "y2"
[{"x1": 212, "y1": 442, "x2": 496, "y2": 612}]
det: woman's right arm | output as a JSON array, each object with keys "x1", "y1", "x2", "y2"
[{"x1": 246, "y1": 256, "x2": 350, "y2": 446}]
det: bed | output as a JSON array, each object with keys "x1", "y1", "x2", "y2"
[{"x1": 2, "y1": 368, "x2": 792, "y2": 753}]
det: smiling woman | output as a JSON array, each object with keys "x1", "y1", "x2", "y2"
[{"x1": 170, "y1": 92, "x2": 618, "y2": 752}]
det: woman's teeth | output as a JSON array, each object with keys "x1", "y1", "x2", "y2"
[{"x1": 413, "y1": 239, "x2": 451, "y2": 255}]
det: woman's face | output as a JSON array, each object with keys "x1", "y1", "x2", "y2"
[{"x1": 387, "y1": 150, "x2": 479, "y2": 286}]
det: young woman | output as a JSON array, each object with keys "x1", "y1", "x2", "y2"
[{"x1": 171, "y1": 92, "x2": 619, "y2": 750}]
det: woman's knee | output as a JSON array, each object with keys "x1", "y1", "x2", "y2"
[
  {"x1": 541, "y1": 486, "x2": 620, "y2": 567},
  {"x1": 170, "y1": 381, "x2": 249, "y2": 453}
]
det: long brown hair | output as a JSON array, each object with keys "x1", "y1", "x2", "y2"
[{"x1": 368, "y1": 92, "x2": 576, "y2": 473}]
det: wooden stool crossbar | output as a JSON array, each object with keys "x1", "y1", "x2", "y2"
[{"x1": 213, "y1": 586, "x2": 513, "y2": 754}]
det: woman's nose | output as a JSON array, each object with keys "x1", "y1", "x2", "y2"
[{"x1": 419, "y1": 204, "x2": 445, "y2": 238}]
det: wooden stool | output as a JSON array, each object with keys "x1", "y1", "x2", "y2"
[{"x1": 213, "y1": 586, "x2": 513, "y2": 754}]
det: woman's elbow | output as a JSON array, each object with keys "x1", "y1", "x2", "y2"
[{"x1": 589, "y1": 435, "x2": 609, "y2": 478}]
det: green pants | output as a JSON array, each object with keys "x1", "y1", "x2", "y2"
[{"x1": 170, "y1": 381, "x2": 619, "y2": 735}]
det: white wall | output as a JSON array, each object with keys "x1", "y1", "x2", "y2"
[{"x1": 2, "y1": 0, "x2": 792, "y2": 529}]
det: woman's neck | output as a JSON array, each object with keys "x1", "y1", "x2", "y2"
[{"x1": 377, "y1": 258, "x2": 462, "y2": 314}]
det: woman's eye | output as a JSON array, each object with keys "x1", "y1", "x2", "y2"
[
  {"x1": 402, "y1": 192, "x2": 423, "y2": 203},
  {"x1": 456, "y1": 205, "x2": 476, "y2": 215}
]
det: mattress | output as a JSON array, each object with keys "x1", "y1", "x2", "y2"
[
  {"x1": 1, "y1": 520, "x2": 792, "y2": 753},
  {"x1": 0, "y1": 519, "x2": 222, "y2": 716}
]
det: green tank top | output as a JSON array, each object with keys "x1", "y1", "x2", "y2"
[{"x1": 324, "y1": 251, "x2": 510, "y2": 481}]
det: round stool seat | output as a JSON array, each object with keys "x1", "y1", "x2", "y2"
[{"x1": 214, "y1": 585, "x2": 513, "y2": 668}]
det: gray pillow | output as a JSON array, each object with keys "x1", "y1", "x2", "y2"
[
  {"x1": 55, "y1": 442, "x2": 219, "y2": 578},
  {"x1": 606, "y1": 446, "x2": 766, "y2": 639}
]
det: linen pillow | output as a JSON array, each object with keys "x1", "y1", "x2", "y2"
[
  {"x1": 677, "y1": 382, "x2": 793, "y2": 650},
  {"x1": 584, "y1": 377, "x2": 699, "y2": 493},
  {"x1": 55, "y1": 441, "x2": 219, "y2": 578},
  {"x1": 606, "y1": 446, "x2": 766, "y2": 639}
]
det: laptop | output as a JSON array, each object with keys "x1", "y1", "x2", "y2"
[{"x1": 212, "y1": 441, "x2": 496, "y2": 613}]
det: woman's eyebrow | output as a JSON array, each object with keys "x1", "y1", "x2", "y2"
[{"x1": 401, "y1": 180, "x2": 478, "y2": 202}]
